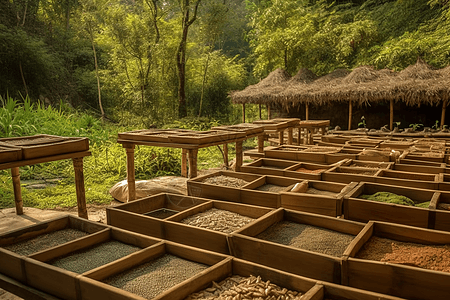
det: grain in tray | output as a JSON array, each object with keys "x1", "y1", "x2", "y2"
[
  {"x1": 180, "y1": 208, "x2": 254, "y2": 233},
  {"x1": 104, "y1": 254, "x2": 208, "y2": 299},
  {"x1": 257, "y1": 221, "x2": 354, "y2": 257},
  {"x1": 49, "y1": 240, "x2": 141, "y2": 273},
  {"x1": 203, "y1": 175, "x2": 249, "y2": 188},
  {"x1": 256, "y1": 184, "x2": 287, "y2": 193},
  {"x1": 2, "y1": 228, "x2": 89, "y2": 256},
  {"x1": 185, "y1": 274, "x2": 302, "y2": 300}
]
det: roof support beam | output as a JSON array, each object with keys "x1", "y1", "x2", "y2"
[
  {"x1": 242, "y1": 103, "x2": 246, "y2": 123},
  {"x1": 441, "y1": 100, "x2": 447, "y2": 129},
  {"x1": 348, "y1": 100, "x2": 352, "y2": 130},
  {"x1": 305, "y1": 103, "x2": 309, "y2": 120},
  {"x1": 390, "y1": 99, "x2": 394, "y2": 131}
]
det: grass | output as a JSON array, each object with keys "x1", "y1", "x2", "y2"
[{"x1": 0, "y1": 96, "x2": 255, "y2": 210}]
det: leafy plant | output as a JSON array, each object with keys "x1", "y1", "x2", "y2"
[
  {"x1": 394, "y1": 121, "x2": 401, "y2": 128},
  {"x1": 432, "y1": 120, "x2": 440, "y2": 130},
  {"x1": 409, "y1": 123, "x2": 423, "y2": 131},
  {"x1": 358, "y1": 116, "x2": 367, "y2": 128}
]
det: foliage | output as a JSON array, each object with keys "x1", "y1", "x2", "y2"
[
  {"x1": 409, "y1": 123, "x2": 423, "y2": 131},
  {"x1": 358, "y1": 116, "x2": 366, "y2": 128}
]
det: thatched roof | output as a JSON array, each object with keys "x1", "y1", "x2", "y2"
[{"x1": 230, "y1": 58, "x2": 450, "y2": 107}]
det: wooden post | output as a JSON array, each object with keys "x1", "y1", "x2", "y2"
[
  {"x1": 235, "y1": 141, "x2": 243, "y2": 172},
  {"x1": 390, "y1": 99, "x2": 394, "y2": 131},
  {"x1": 267, "y1": 104, "x2": 271, "y2": 120},
  {"x1": 125, "y1": 145, "x2": 136, "y2": 202},
  {"x1": 11, "y1": 167, "x2": 23, "y2": 215},
  {"x1": 257, "y1": 134, "x2": 264, "y2": 153},
  {"x1": 242, "y1": 103, "x2": 246, "y2": 123},
  {"x1": 72, "y1": 158, "x2": 88, "y2": 219},
  {"x1": 181, "y1": 148, "x2": 188, "y2": 177},
  {"x1": 297, "y1": 128, "x2": 301, "y2": 145},
  {"x1": 278, "y1": 130, "x2": 284, "y2": 145},
  {"x1": 305, "y1": 103, "x2": 309, "y2": 120},
  {"x1": 441, "y1": 100, "x2": 447, "y2": 129},
  {"x1": 223, "y1": 143, "x2": 229, "y2": 167},
  {"x1": 348, "y1": 100, "x2": 352, "y2": 130},
  {"x1": 288, "y1": 128, "x2": 293, "y2": 145},
  {"x1": 188, "y1": 149, "x2": 198, "y2": 178},
  {"x1": 259, "y1": 104, "x2": 262, "y2": 120}
]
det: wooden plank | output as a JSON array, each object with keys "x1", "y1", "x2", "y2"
[
  {"x1": 28, "y1": 229, "x2": 110, "y2": 262},
  {"x1": 0, "y1": 273, "x2": 60, "y2": 300},
  {"x1": 0, "y1": 151, "x2": 91, "y2": 171},
  {"x1": 346, "y1": 258, "x2": 450, "y2": 300},
  {"x1": 106, "y1": 208, "x2": 165, "y2": 239},
  {"x1": 235, "y1": 208, "x2": 284, "y2": 237},
  {"x1": 23, "y1": 257, "x2": 79, "y2": 300},
  {"x1": 373, "y1": 221, "x2": 450, "y2": 244},
  {"x1": 212, "y1": 201, "x2": 273, "y2": 219},
  {"x1": 284, "y1": 210, "x2": 365, "y2": 236},
  {"x1": 235, "y1": 140, "x2": 243, "y2": 172},
  {"x1": 319, "y1": 281, "x2": 406, "y2": 300},
  {"x1": 0, "y1": 248, "x2": 25, "y2": 282},
  {"x1": 79, "y1": 275, "x2": 147, "y2": 300},
  {"x1": 110, "y1": 227, "x2": 161, "y2": 248},
  {"x1": 83, "y1": 242, "x2": 165, "y2": 281},
  {"x1": 280, "y1": 193, "x2": 342, "y2": 217},
  {"x1": 342, "y1": 221, "x2": 374, "y2": 258},
  {"x1": 164, "y1": 220, "x2": 230, "y2": 254},
  {"x1": 229, "y1": 234, "x2": 341, "y2": 283},
  {"x1": 300, "y1": 284, "x2": 324, "y2": 300},
  {"x1": 68, "y1": 215, "x2": 110, "y2": 233},
  {"x1": 164, "y1": 241, "x2": 229, "y2": 266}
]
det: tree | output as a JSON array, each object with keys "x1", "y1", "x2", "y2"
[{"x1": 176, "y1": 0, "x2": 201, "y2": 118}]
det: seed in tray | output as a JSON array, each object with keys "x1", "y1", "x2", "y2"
[
  {"x1": 356, "y1": 236, "x2": 450, "y2": 273},
  {"x1": 256, "y1": 184, "x2": 287, "y2": 193},
  {"x1": 185, "y1": 274, "x2": 303, "y2": 300},
  {"x1": 180, "y1": 208, "x2": 254, "y2": 233},
  {"x1": 2, "y1": 228, "x2": 89, "y2": 256},
  {"x1": 202, "y1": 175, "x2": 249, "y2": 188},
  {"x1": 49, "y1": 240, "x2": 141, "y2": 273},
  {"x1": 256, "y1": 221, "x2": 355, "y2": 257},
  {"x1": 104, "y1": 254, "x2": 208, "y2": 299}
]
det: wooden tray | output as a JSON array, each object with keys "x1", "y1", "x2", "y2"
[
  {"x1": 343, "y1": 221, "x2": 450, "y2": 299},
  {"x1": 211, "y1": 123, "x2": 265, "y2": 135},
  {"x1": 343, "y1": 182, "x2": 436, "y2": 228},
  {"x1": 252, "y1": 119, "x2": 290, "y2": 131},
  {"x1": 322, "y1": 166, "x2": 381, "y2": 184},
  {"x1": 107, "y1": 193, "x2": 210, "y2": 239},
  {"x1": 0, "y1": 135, "x2": 89, "y2": 160},
  {"x1": 280, "y1": 181, "x2": 357, "y2": 217},
  {"x1": 0, "y1": 215, "x2": 109, "y2": 284},
  {"x1": 117, "y1": 129, "x2": 193, "y2": 142},
  {"x1": 168, "y1": 130, "x2": 245, "y2": 144},
  {"x1": 0, "y1": 145, "x2": 22, "y2": 163},
  {"x1": 229, "y1": 208, "x2": 365, "y2": 283}
]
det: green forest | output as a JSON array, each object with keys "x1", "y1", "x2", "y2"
[{"x1": 0, "y1": 0, "x2": 450, "y2": 209}]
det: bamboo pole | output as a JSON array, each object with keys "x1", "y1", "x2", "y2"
[
  {"x1": 259, "y1": 104, "x2": 262, "y2": 120},
  {"x1": 348, "y1": 100, "x2": 352, "y2": 130},
  {"x1": 267, "y1": 104, "x2": 271, "y2": 120},
  {"x1": 305, "y1": 103, "x2": 309, "y2": 120},
  {"x1": 390, "y1": 99, "x2": 394, "y2": 131},
  {"x1": 242, "y1": 103, "x2": 246, "y2": 123},
  {"x1": 11, "y1": 167, "x2": 23, "y2": 215},
  {"x1": 73, "y1": 158, "x2": 88, "y2": 219},
  {"x1": 441, "y1": 100, "x2": 447, "y2": 129}
]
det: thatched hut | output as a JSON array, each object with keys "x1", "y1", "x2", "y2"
[{"x1": 231, "y1": 58, "x2": 450, "y2": 130}]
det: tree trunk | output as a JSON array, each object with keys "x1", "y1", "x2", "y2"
[
  {"x1": 176, "y1": 0, "x2": 201, "y2": 118},
  {"x1": 88, "y1": 23, "x2": 105, "y2": 120}
]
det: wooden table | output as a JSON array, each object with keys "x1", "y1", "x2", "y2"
[
  {"x1": 0, "y1": 135, "x2": 90, "y2": 219},
  {"x1": 296, "y1": 120, "x2": 330, "y2": 145},
  {"x1": 117, "y1": 136, "x2": 248, "y2": 202}
]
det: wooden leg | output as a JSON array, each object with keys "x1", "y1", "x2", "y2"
[
  {"x1": 125, "y1": 146, "x2": 136, "y2": 202},
  {"x1": 257, "y1": 135, "x2": 264, "y2": 153},
  {"x1": 223, "y1": 144, "x2": 229, "y2": 167},
  {"x1": 188, "y1": 149, "x2": 198, "y2": 178},
  {"x1": 297, "y1": 128, "x2": 301, "y2": 145},
  {"x1": 278, "y1": 131, "x2": 284, "y2": 145},
  {"x1": 288, "y1": 128, "x2": 293, "y2": 145},
  {"x1": 72, "y1": 158, "x2": 88, "y2": 219},
  {"x1": 181, "y1": 148, "x2": 188, "y2": 177},
  {"x1": 11, "y1": 167, "x2": 23, "y2": 215},
  {"x1": 235, "y1": 141, "x2": 243, "y2": 172}
]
